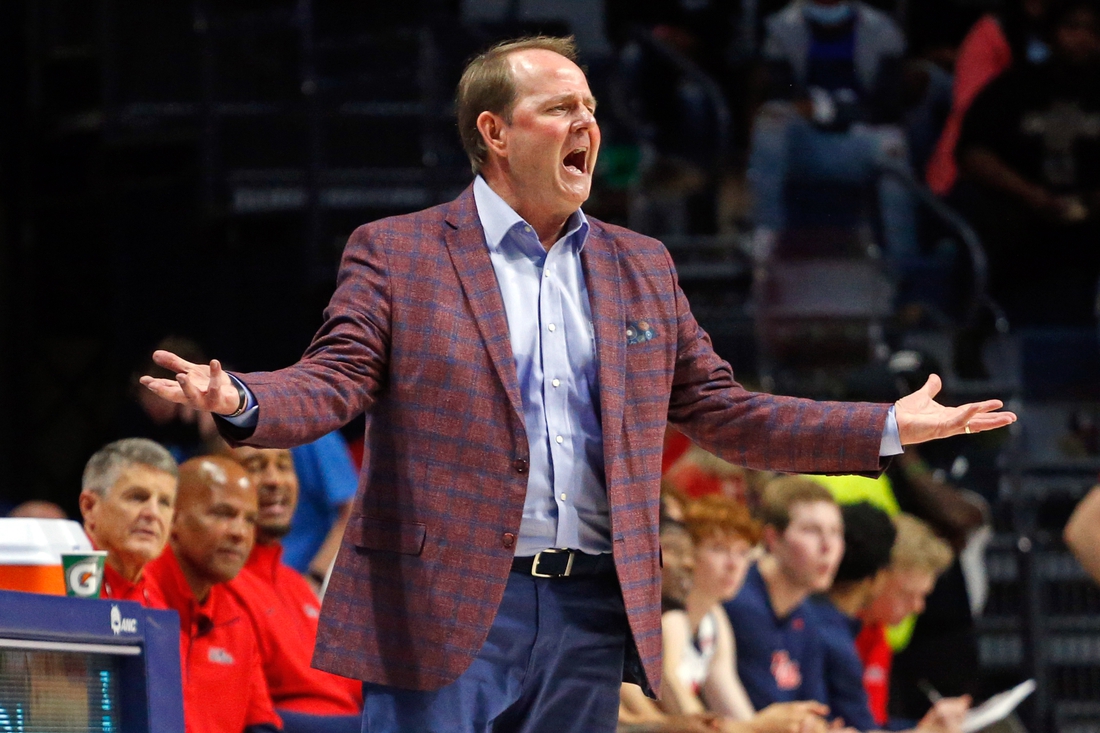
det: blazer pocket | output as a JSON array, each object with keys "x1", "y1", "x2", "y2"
[{"x1": 352, "y1": 516, "x2": 427, "y2": 556}]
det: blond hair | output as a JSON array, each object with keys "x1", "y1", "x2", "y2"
[
  {"x1": 891, "y1": 513, "x2": 953, "y2": 575},
  {"x1": 455, "y1": 36, "x2": 580, "y2": 173},
  {"x1": 758, "y1": 475, "x2": 837, "y2": 532}
]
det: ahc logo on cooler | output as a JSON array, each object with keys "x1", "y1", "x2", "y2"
[{"x1": 110, "y1": 604, "x2": 138, "y2": 635}]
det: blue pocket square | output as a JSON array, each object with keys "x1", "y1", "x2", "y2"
[{"x1": 626, "y1": 320, "x2": 657, "y2": 345}]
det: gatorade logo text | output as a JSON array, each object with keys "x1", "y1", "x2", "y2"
[{"x1": 67, "y1": 559, "x2": 101, "y2": 597}]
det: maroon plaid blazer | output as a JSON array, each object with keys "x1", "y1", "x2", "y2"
[{"x1": 225, "y1": 185, "x2": 889, "y2": 694}]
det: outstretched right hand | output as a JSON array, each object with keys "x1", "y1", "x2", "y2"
[{"x1": 139, "y1": 350, "x2": 242, "y2": 416}]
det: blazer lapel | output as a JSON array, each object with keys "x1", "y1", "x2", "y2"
[
  {"x1": 581, "y1": 225, "x2": 626, "y2": 465},
  {"x1": 443, "y1": 186, "x2": 525, "y2": 421}
]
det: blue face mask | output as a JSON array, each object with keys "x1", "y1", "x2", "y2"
[{"x1": 803, "y1": 1, "x2": 854, "y2": 25}]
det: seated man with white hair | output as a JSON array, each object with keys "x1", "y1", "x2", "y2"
[{"x1": 79, "y1": 437, "x2": 179, "y2": 606}]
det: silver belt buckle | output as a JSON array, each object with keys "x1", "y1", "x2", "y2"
[{"x1": 531, "y1": 549, "x2": 575, "y2": 578}]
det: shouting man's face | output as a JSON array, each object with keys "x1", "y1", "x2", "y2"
[{"x1": 479, "y1": 49, "x2": 600, "y2": 232}]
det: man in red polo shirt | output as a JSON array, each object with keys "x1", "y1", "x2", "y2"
[
  {"x1": 856, "y1": 514, "x2": 954, "y2": 727},
  {"x1": 79, "y1": 438, "x2": 177, "y2": 607},
  {"x1": 226, "y1": 446, "x2": 362, "y2": 733},
  {"x1": 146, "y1": 455, "x2": 282, "y2": 733}
]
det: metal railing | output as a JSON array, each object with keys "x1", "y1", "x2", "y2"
[{"x1": 876, "y1": 161, "x2": 1009, "y2": 333}]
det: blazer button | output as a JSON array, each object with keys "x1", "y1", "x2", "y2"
[
  {"x1": 513, "y1": 458, "x2": 529, "y2": 474},
  {"x1": 502, "y1": 533, "x2": 516, "y2": 549}
]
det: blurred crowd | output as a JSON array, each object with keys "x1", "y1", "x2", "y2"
[{"x1": 603, "y1": 0, "x2": 1100, "y2": 374}]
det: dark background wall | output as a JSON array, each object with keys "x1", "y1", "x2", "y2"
[
  {"x1": 0, "y1": 0, "x2": 492, "y2": 514},
  {"x1": 1, "y1": 0, "x2": 31, "y2": 510}
]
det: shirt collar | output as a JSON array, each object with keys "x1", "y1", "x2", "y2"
[
  {"x1": 91, "y1": 536, "x2": 145, "y2": 601},
  {"x1": 472, "y1": 175, "x2": 590, "y2": 255},
  {"x1": 750, "y1": 561, "x2": 801, "y2": 624},
  {"x1": 102, "y1": 562, "x2": 137, "y2": 598}
]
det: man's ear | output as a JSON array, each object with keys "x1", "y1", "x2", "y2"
[
  {"x1": 476, "y1": 110, "x2": 508, "y2": 160},
  {"x1": 78, "y1": 490, "x2": 98, "y2": 526}
]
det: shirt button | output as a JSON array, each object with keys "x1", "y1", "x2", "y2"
[
  {"x1": 502, "y1": 532, "x2": 516, "y2": 549},
  {"x1": 548, "y1": 323, "x2": 556, "y2": 332},
  {"x1": 552, "y1": 378, "x2": 560, "y2": 388},
  {"x1": 555, "y1": 435, "x2": 564, "y2": 444},
  {"x1": 560, "y1": 493, "x2": 567, "y2": 501},
  {"x1": 513, "y1": 458, "x2": 529, "y2": 474},
  {"x1": 523, "y1": 226, "x2": 531, "y2": 233}
]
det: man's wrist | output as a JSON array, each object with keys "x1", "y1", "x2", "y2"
[
  {"x1": 880, "y1": 405, "x2": 903, "y2": 456},
  {"x1": 222, "y1": 379, "x2": 248, "y2": 418},
  {"x1": 219, "y1": 376, "x2": 260, "y2": 429}
]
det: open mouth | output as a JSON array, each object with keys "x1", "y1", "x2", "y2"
[
  {"x1": 259, "y1": 490, "x2": 288, "y2": 510},
  {"x1": 259, "y1": 500, "x2": 288, "y2": 517},
  {"x1": 563, "y1": 147, "x2": 588, "y2": 175}
]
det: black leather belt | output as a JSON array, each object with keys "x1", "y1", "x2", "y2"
[{"x1": 511, "y1": 549, "x2": 615, "y2": 578}]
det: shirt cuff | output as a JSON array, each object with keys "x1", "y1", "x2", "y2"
[
  {"x1": 879, "y1": 405, "x2": 903, "y2": 456},
  {"x1": 222, "y1": 375, "x2": 260, "y2": 428}
]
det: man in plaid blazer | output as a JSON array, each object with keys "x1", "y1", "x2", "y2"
[{"x1": 143, "y1": 36, "x2": 1013, "y2": 733}]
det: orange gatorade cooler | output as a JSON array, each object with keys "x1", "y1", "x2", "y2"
[{"x1": 0, "y1": 518, "x2": 93, "y2": 595}]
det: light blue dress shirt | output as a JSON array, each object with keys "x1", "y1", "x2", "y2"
[
  {"x1": 224, "y1": 176, "x2": 903, "y2": 557},
  {"x1": 472, "y1": 176, "x2": 612, "y2": 556}
]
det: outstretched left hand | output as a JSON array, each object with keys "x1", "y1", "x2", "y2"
[{"x1": 895, "y1": 374, "x2": 1016, "y2": 446}]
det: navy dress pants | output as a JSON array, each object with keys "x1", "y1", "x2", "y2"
[{"x1": 360, "y1": 570, "x2": 629, "y2": 733}]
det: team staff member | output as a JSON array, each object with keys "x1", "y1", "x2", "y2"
[
  {"x1": 226, "y1": 445, "x2": 362, "y2": 729},
  {"x1": 141, "y1": 36, "x2": 1015, "y2": 733},
  {"x1": 664, "y1": 495, "x2": 831, "y2": 732},
  {"x1": 79, "y1": 438, "x2": 178, "y2": 606},
  {"x1": 146, "y1": 456, "x2": 280, "y2": 733},
  {"x1": 725, "y1": 478, "x2": 843, "y2": 709},
  {"x1": 814, "y1": 507, "x2": 967, "y2": 733},
  {"x1": 619, "y1": 518, "x2": 721, "y2": 733},
  {"x1": 856, "y1": 514, "x2": 955, "y2": 727},
  {"x1": 808, "y1": 502, "x2": 897, "y2": 730}
]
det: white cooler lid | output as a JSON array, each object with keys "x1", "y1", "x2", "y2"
[{"x1": 0, "y1": 518, "x2": 93, "y2": 565}]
